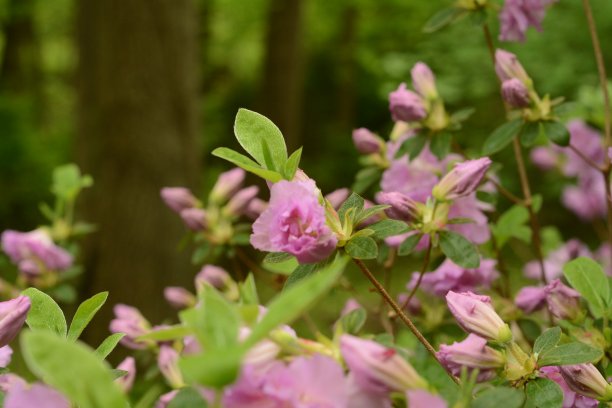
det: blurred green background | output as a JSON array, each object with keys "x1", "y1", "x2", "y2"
[{"x1": 1, "y1": 0, "x2": 612, "y2": 342}]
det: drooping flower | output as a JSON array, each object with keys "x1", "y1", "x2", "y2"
[
  {"x1": 251, "y1": 180, "x2": 337, "y2": 264},
  {"x1": 559, "y1": 364, "x2": 612, "y2": 401},
  {"x1": 352, "y1": 128, "x2": 383, "y2": 154},
  {"x1": 340, "y1": 334, "x2": 427, "y2": 394},
  {"x1": 408, "y1": 258, "x2": 498, "y2": 297},
  {"x1": 446, "y1": 291, "x2": 512, "y2": 343},
  {"x1": 540, "y1": 366, "x2": 599, "y2": 408},
  {"x1": 0, "y1": 296, "x2": 30, "y2": 347},
  {"x1": 389, "y1": 83, "x2": 427, "y2": 122},
  {"x1": 437, "y1": 334, "x2": 505, "y2": 382},
  {"x1": 499, "y1": 0, "x2": 554, "y2": 42},
  {"x1": 432, "y1": 158, "x2": 492, "y2": 201},
  {"x1": 1, "y1": 230, "x2": 73, "y2": 277},
  {"x1": 160, "y1": 187, "x2": 199, "y2": 213}
]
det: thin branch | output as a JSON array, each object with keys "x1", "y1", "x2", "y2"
[{"x1": 401, "y1": 242, "x2": 432, "y2": 310}]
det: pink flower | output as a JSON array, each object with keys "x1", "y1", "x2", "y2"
[
  {"x1": 540, "y1": 366, "x2": 599, "y2": 408},
  {"x1": 224, "y1": 186, "x2": 260, "y2": 217},
  {"x1": 494, "y1": 49, "x2": 530, "y2": 83},
  {"x1": 515, "y1": 286, "x2": 547, "y2": 313},
  {"x1": 251, "y1": 180, "x2": 337, "y2": 264},
  {"x1": 545, "y1": 279, "x2": 581, "y2": 320},
  {"x1": 531, "y1": 147, "x2": 560, "y2": 170},
  {"x1": 437, "y1": 334, "x2": 505, "y2": 382},
  {"x1": 501, "y1": 78, "x2": 530, "y2": 107},
  {"x1": 411, "y1": 62, "x2": 438, "y2": 99},
  {"x1": 116, "y1": 357, "x2": 136, "y2": 392},
  {"x1": 406, "y1": 390, "x2": 448, "y2": 408},
  {"x1": 179, "y1": 208, "x2": 207, "y2": 231},
  {"x1": 389, "y1": 83, "x2": 427, "y2": 122},
  {"x1": 325, "y1": 188, "x2": 351, "y2": 210},
  {"x1": 559, "y1": 364, "x2": 612, "y2": 401},
  {"x1": 446, "y1": 291, "x2": 512, "y2": 342},
  {"x1": 499, "y1": 0, "x2": 553, "y2": 42},
  {"x1": 347, "y1": 374, "x2": 392, "y2": 408},
  {"x1": 376, "y1": 191, "x2": 421, "y2": 222},
  {"x1": 4, "y1": 383, "x2": 70, "y2": 408},
  {"x1": 210, "y1": 168, "x2": 246, "y2": 203},
  {"x1": 109, "y1": 304, "x2": 151, "y2": 350},
  {"x1": 160, "y1": 187, "x2": 198, "y2": 213},
  {"x1": 524, "y1": 240, "x2": 592, "y2": 282},
  {"x1": 0, "y1": 296, "x2": 30, "y2": 347},
  {"x1": 340, "y1": 334, "x2": 427, "y2": 394},
  {"x1": 245, "y1": 198, "x2": 268, "y2": 220},
  {"x1": 195, "y1": 265, "x2": 232, "y2": 291},
  {"x1": 432, "y1": 158, "x2": 492, "y2": 201},
  {"x1": 352, "y1": 128, "x2": 382, "y2": 154},
  {"x1": 0, "y1": 346, "x2": 12, "y2": 367},
  {"x1": 158, "y1": 345, "x2": 183, "y2": 388},
  {"x1": 340, "y1": 298, "x2": 362, "y2": 317},
  {"x1": 163, "y1": 287, "x2": 195, "y2": 309},
  {"x1": 408, "y1": 258, "x2": 498, "y2": 297},
  {"x1": 1, "y1": 230, "x2": 72, "y2": 277},
  {"x1": 447, "y1": 194, "x2": 491, "y2": 245}
]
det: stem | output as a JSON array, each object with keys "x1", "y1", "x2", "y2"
[
  {"x1": 352, "y1": 258, "x2": 460, "y2": 385},
  {"x1": 568, "y1": 145, "x2": 605, "y2": 171},
  {"x1": 401, "y1": 242, "x2": 432, "y2": 310},
  {"x1": 487, "y1": 176, "x2": 524, "y2": 205}
]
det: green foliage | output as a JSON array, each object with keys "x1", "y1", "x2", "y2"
[
  {"x1": 336, "y1": 307, "x2": 367, "y2": 334},
  {"x1": 367, "y1": 219, "x2": 410, "y2": 239},
  {"x1": 521, "y1": 121, "x2": 544, "y2": 147},
  {"x1": 533, "y1": 327, "x2": 561, "y2": 357},
  {"x1": 67, "y1": 291, "x2": 108, "y2": 341},
  {"x1": 21, "y1": 331, "x2": 128, "y2": 408},
  {"x1": 537, "y1": 342, "x2": 602, "y2": 366},
  {"x1": 211, "y1": 147, "x2": 282, "y2": 182},
  {"x1": 429, "y1": 132, "x2": 452, "y2": 159},
  {"x1": 542, "y1": 121, "x2": 570, "y2": 146},
  {"x1": 563, "y1": 257, "x2": 610, "y2": 318},
  {"x1": 438, "y1": 230, "x2": 480, "y2": 268},
  {"x1": 167, "y1": 387, "x2": 209, "y2": 408},
  {"x1": 398, "y1": 233, "x2": 422, "y2": 256},
  {"x1": 95, "y1": 333, "x2": 126, "y2": 360},
  {"x1": 238, "y1": 273, "x2": 260, "y2": 305},
  {"x1": 473, "y1": 387, "x2": 525, "y2": 408},
  {"x1": 233, "y1": 108, "x2": 287, "y2": 171},
  {"x1": 492, "y1": 205, "x2": 531, "y2": 247},
  {"x1": 282, "y1": 147, "x2": 302, "y2": 180},
  {"x1": 422, "y1": 7, "x2": 466, "y2": 33},
  {"x1": 51, "y1": 164, "x2": 93, "y2": 202},
  {"x1": 345, "y1": 236, "x2": 378, "y2": 259},
  {"x1": 482, "y1": 119, "x2": 523, "y2": 155},
  {"x1": 525, "y1": 378, "x2": 564, "y2": 408},
  {"x1": 284, "y1": 263, "x2": 320, "y2": 289},
  {"x1": 22, "y1": 287, "x2": 67, "y2": 337}
]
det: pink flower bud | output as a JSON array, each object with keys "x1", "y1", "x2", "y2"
[
  {"x1": 515, "y1": 286, "x2": 547, "y2": 313},
  {"x1": 501, "y1": 78, "x2": 530, "y2": 107},
  {"x1": 155, "y1": 390, "x2": 179, "y2": 408},
  {"x1": 545, "y1": 279, "x2": 581, "y2": 320},
  {"x1": 0, "y1": 346, "x2": 12, "y2": 367},
  {"x1": 530, "y1": 147, "x2": 559, "y2": 170},
  {"x1": 158, "y1": 345, "x2": 184, "y2": 388},
  {"x1": 163, "y1": 287, "x2": 196, "y2": 309},
  {"x1": 432, "y1": 158, "x2": 492, "y2": 201},
  {"x1": 179, "y1": 208, "x2": 207, "y2": 231},
  {"x1": 559, "y1": 364, "x2": 612, "y2": 401},
  {"x1": 244, "y1": 198, "x2": 268, "y2": 220},
  {"x1": 5, "y1": 383, "x2": 69, "y2": 408},
  {"x1": 499, "y1": 0, "x2": 550, "y2": 43},
  {"x1": 325, "y1": 188, "x2": 351, "y2": 210},
  {"x1": 195, "y1": 265, "x2": 232, "y2": 291},
  {"x1": 1, "y1": 230, "x2": 73, "y2": 277},
  {"x1": 115, "y1": 357, "x2": 136, "y2": 392},
  {"x1": 224, "y1": 186, "x2": 259, "y2": 217},
  {"x1": 389, "y1": 83, "x2": 427, "y2": 122},
  {"x1": 376, "y1": 191, "x2": 421, "y2": 221},
  {"x1": 209, "y1": 168, "x2": 245, "y2": 203},
  {"x1": 0, "y1": 296, "x2": 30, "y2": 347},
  {"x1": 406, "y1": 390, "x2": 447, "y2": 408},
  {"x1": 411, "y1": 62, "x2": 438, "y2": 99},
  {"x1": 495, "y1": 49, "x2": 530, "y2": 84},
  {"x1": 160, "y1": 187, "x2": 198, "y2": 213},
  {"x1": 352, "y1": 128, "x2": 383, "y2": 154},
  {"x1": 340, "y1": 298, "x2": 362, "y2": 317},
  {"x1": 340, "y1": 334, "x2": 428, "y2": 394},
  {"x1": 437, "y1": 334, "x2": 505, "y2": 382},
  {"x1": 446, "y1": 291, "x2": 512, "y2": 342},
  {"x1": 109, "y1": 304, "x2": 151, "y2": 350}
]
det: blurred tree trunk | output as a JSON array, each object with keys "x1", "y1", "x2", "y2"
[
  {"x1": 76, "y1": 0, "x2": 200, "y2": 345},
  {"x1": 337, "y1": 6, "x2": 358, "y2": 130},
  {"x1": 258, "y1": 0, "x2": 304, "y2": 151}
]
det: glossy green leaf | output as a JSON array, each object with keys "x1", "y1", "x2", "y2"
[
  {"x1": 234, "y1": 109, "x2": 287, "y2": 170},
  {"x1": 492, "y1": 205, "x2": 531, "y2": 247},
  {"x1": 22, "y1": 287, "x2": 67, "y2": 337},
  {"x1": 538, "y1": 342, "x2": 603, "y2": 366},
  {"x1": 525, "y1": 378, "x2": 563, "y2": 408},
  {"x1": 395, "y1": 134, "x2": 427, "y2": 159},
  {"x1": 211, "y1": 147, "x2": 282, "y2": 182},
  {"x1": 94, "y1": 333, "x2": 126, "y2": 360},
  {"x1": 438, "y1": 230, "x2": 480, "y2": 268},
  {"x1": 21, "y1": 331, "x2": 128, "y2": 408},
  {"x1": 193, "y1": 287, "x2": 240, "y2": 350},
  {"x1": 282, "y1": 147, "x2": 302, "y2": 180},
  {"x1": 482, "y1": 118, "x2": 523, "y2": 155},
  {"x1": 284, "y1": 263, "x2": 319, "y2": 289},
  {"x1": 263, "y1": 252, "x2": 294, "y2": 264},
  {"x1": 543, "y1": 121, "x2": 570, "y2": 146},
  {"x1": 534, "y1": 327, "x2": 561, "y2": 356},
  {"x1": 338, "y1": 192, "x2": 365, "y2": 220},
  {"x1": 67, "y1": 292, "x2": 108, "y2": 341},
  {"x1": 345, "y1": 236, "x2": 378, "y2": 260},
  {"x1": 398, "y1": 233, "x2": 422, "y2": 256},
  {"x1": 563, "y1": 257, "x2": 609, "y2": 318},
  {"x1": 367, "y1": 219, "x2": 409, "y2": 239}
]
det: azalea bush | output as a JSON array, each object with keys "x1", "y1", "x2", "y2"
[{"x1": 0, "y1": 1, "x2": 612, "y2": 407}]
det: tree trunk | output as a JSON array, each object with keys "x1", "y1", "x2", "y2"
[
  {"x1": 76, "y1": 0, "x2": 200, "y2": 344},
  {"x1": 258, "y1": 0, "x2": 304, "y2": 151}
]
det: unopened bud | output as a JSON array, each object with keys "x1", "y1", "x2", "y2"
[
  {"x1": 411, "y1": 62, "x2": 438, "y2": 99},
  {"x1": 179, "y1": 208, "x2": 207, "y2": 231},
  {"x1": 432, "y1": 158, "x2": 492, "y2": 201},
  {"x1": 495, "y1": 49, "x2": 531, "y2": 84},
  {"x1": 389, "y1": 83, "x2": 427, "y2": 122},
  {"x1": 446, "y1": 291, "x2": 512, "y2": 343},
  {"x1": 352, "y1": 128, "x2": 383, "y2": 154},
  {"x1": 209, "y1": 168, "x2": 245, "y2": 204},
  {"x1": 501, "y1": 78, "x2": 530, "y2": 108},
  {"x1": 376, "y1": 191, "x2": 421, "y2": 222},
  {"x1": 545, "y1": 279, "x2": 582, "y2": 321},
  {"x1": 559, "y1": 364, "x2": 612, "y2": 401},
  {"x1": 160, "y1": 187, "x2": 198, "y2": 213},
  {"x1": 437, "y1": 334, "x2": 505, "y2": 382}
]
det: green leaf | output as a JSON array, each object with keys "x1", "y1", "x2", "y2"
[
  {"x1": 282, "y1": 147, "x2": 302, "y2": 180},
  {"x1": 367, "y1": 220, "x2": 409, "y2": 239},
  {"x1": 473, "y1": 387, "x2": 525, "y2": 408},
  {"x1": 94, "y1": 333, "x2": 126, "y2": 360},
  {"x1": 482, "y1": 118, "x2": 523, "y2": 155},
  {"x1": 68, "y1": 292, "x2": 108, "y2": 341},
  {"x1": 521, "y1": 121, "x2": 544, "y2": 147},
  {"x1": 345, "y1": 236, "x2": 378, "y2": 260},
  {"x1": 21, "y1": 331, "x2": 128, "y2": 408},
  {"x1": 211, "y1": 147, "x2": 282, "y2": 182},
  {"x1": 534, "y1": 327, "x2": 561, "y2": 356},
  {"x1": 538, "y1": 342, "x2": 603, "y2": 366},
  {"x1": 438, "y1": 230, "x2": 480, "y2": 268},
  {"x1": 395, "y1": 134, "x2": 427, "y2": 159},
  {"x1": 234, "y1": 109, "x2": 287, "y2": 170},
  {"x1": 136, "y1": 325, "x2": 193, "y2": 342},
  {"x1": 246, "y1": 255, "x2": 348, "y2": 348},
  {"x1": 167, "y1": 387, "x2": 208, "y2": 408},
  {"x1": 338, "y1": 192, "x2": 365, "y2": 221},
  {"x1": 239, "y1": 273, "x2": 260, "y2": 305},
  {"x1": 22, "y1": 287, "x2": 67, "y2": 337},
  {"x1": 430, "y1": 132, "x2": 452, "y2": 159},
  {"x1": 193, "y1": 287, "x2": 240, "y2": 350},
  {"x1": 542, "y1": 121, "x2": 570, "y2": 146},
  {"x1": 351, "y1": 167, "x2": 381, "y2": 194},
  {"x1": 284, "y1": 263, "x2": 319, "y2": 289},
  {"x1": 517, "y1": 318, "x2": 542, "y2": 343},
  {"x1": 337, "y1": 308, "x2": 367, "y2": 335},
  {"x1": 51, "y1": 164, "x2": 92, "y2": 200},
  {"x1": 492, "y1": 205, "x2": 531, "y2": 247},
  {"x1": 525, "y1": 378, "x2": 564, "y2": 408},
  {"x1": 398, "y1": 233, "x2": 422, "y2": 256},
  {"x1": 450, "y1": 107, "x2": 475, "y2": 123},
  {"x1": 263, "y1": 252, "x2": 294, "y2": 264},
  {"x1": 423, "y1": 7, "x2": 465, "y2": 33},
  {"x1": 563, "y1": 257, "x2": 609, "y2": 318},
  {"x1": 179, "y1": 346, "x2": 243, "y2": 389},
  {"x1": 354, "y1": 204, "x2": 389, "y2": 225}
]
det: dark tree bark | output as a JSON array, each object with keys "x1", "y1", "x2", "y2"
[
  {"x1": 258, "y1": 0, "x2": 304, "y2": 151},
  {"x1": 337, "y1": 6, "x2": 358, "y2": 130},
  {"x1": 76, "y1": 0, "x2": 201, "y2": 344}
]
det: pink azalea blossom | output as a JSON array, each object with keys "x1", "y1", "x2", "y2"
[
  {"x1": 499, "y1": 0, "x2": 554, "y2": 42},
  {"x1": 437, "y1": 334, "x2": 505, "y2": 382},
  {"x1": 1, "y1": 230, "x2": 72, "y2": 277},
  {"x1": 540, "y1": 366, "x2": 598, "y2": 408}
]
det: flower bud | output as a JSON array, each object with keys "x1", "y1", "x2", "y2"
[
  {"x1": 495, "y1": 49, "x2": 530, "y2": 84},
  {"x1": 432, "y1": 158, "x2": 492, "y2": 201},
  {"x1": 160, "y1": 187, "x2": 198, "y2": 213},
  {"x1": 179, "y1": 208, "x2": 207, "y2": 231},
  {"x1": 325, "y1": 188, "x2": 350, "y2": 210},
  {"x1": 109, "y1": 304, "x2": 152, "y2": 350},
  {"x1": 223, "y1": 186, "x2": 259, "y2": 217},
  {"x1": 0, "y1": 346, "x2": 12, "y2": 367},
  {"x1": 244, "y1": 198, "x2": 268, "y2": 220},
  {"x1": 2, "y1": 230, "x2": 73, "y2": 277},
  {"x1": 545, "y1": 279, "x2": 582, "y2": 321},
  {"x1": 195, "y1": 265, "x2": 232, "y2": 292},
  {"x1": 389, "y1": 83, "x2": 427, "y2": 122},
  {"x1": 209, "y1": 168, "x2": 245, "y2": 204},
  {"x1": 340, "y1": 334, "x2": 428, "y2": 394},
  {"x1": 411, "y1": 62, "x2": 438, "y2": 99},
  {"x1": 559, "y1": 364, "x2": 612, "y2": 401},
  {"x1": 376, "y1": 191, "x2": 421, "y2": 222},
  {"x1": 352, "y1": 128, "x2": 383, "y2": 154},
  {"x1": 163, "y1": 287, "x2": 196, "y2": 309},
  {"x1": 501, "y1": 78, "x2": 530, "y2": 108},
  {"x1": 406, "y1": 390, "x2": 447, "y2": 408},
  {"x1": 0, "y1": 296, "x2": 30, "y2": 347},
  {"x1": 437, "y1": 334, "x2": 505, "y2": 382},
  {"x1": 446, "y1": 291, "x2": 512, "y2": 343},
  {"x1": 5, "y1": 383, "x2": 70, "y2": 408},
  {"x1": 115, "y1": 357, "x2": 136, "y2": 392},
  {"x1": 156, "y1": 390, "x2": 178, "y2": 408},
  {"x1": 158, "y1": 345, "x2": 184, "y2": 388},
  {"x1": 515, "y1": 286, "x2": 547, "y2": 313}
]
